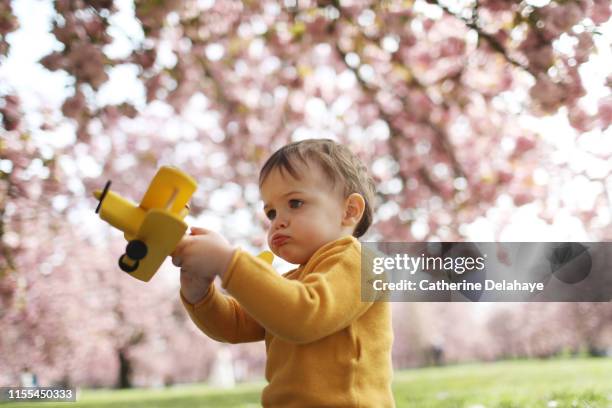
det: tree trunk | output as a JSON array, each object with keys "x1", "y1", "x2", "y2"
[{"x1": 116, "y1": 348, "x2": 132, "y2": 389}]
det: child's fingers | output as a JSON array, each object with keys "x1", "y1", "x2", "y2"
[
  {"x1": 190, "y1": 226, "x2": 209, "y2": 235},
  {"x1": 171, "y1": 237, "x2": 191, "y2": 266},
  {"x1": 171, "y1": 247, "x2": 184, "y2": 266},
  {"x1": 171, "y1": 242, "x2": 184, "y2": 258},
  {"x1": 172, "y1": 256, "x2": 183, "y2": 267}
]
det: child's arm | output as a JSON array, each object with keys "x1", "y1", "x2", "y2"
[
  {"x1": 181, "y1": 283, "x2": 265, "y2": 344},
  {"x1": 174, "y1": 227, "x2": 265, "y2": 344},
  {"x1": 222, "y1": 237, "x2": 370, "y2": 344}
]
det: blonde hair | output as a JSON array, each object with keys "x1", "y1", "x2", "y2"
[{"x1": 259, "y1": 139, "x2": 376, "y2": 238}]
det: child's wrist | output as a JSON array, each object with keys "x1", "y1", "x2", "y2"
[{"x1": 218, "y1": 247, "x2": 237, "y2": 280}]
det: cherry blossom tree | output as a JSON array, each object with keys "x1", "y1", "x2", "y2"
[{"x1": 1, "y1": 0, "x2": 612, "y2": 386}]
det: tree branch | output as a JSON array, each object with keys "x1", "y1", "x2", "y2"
[
  {"x1": 324, "y1": 0, "x2": 442, "y2": 194},
  {"x1": 434, "y1": 0, "x2": 536, "y2": 77},
  {"x1": 333, "y1": 40, "x2": 441, "y2": 194}
]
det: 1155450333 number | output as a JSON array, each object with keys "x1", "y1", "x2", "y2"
[{"x1": 1, "y1": 387, "x2": 77, "y2": 402}]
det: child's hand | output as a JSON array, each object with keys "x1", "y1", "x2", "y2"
[{"x1": 171, "y1": 227, "x2": 236, "y2": 304}]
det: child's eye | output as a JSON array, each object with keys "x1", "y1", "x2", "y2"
[
  {"x1": 289, "y1": 199, "x2": 303, "y2": 209},
  {"x1": 266, "y1": 209, "x2": 276, "y2": 220}
]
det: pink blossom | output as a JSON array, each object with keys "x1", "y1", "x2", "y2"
[
  {"x1": 0, "y1": 3, "x2": 18, "y2": 34},
  {"x1": 422, "y1": 18, "x2": 435, "y2": 32},
  {"x1": 492, "y1": 29, "x2": 509, "y2": 45},
  {"x1": 597, "y1": 96, "x2": 612, "y2": 130},
  {"x1": 574, "y1": 32, "x2": 594, "y2": 64},
  {"x1": 439, "y1": 37, "x2": 466, "y2": 58},
  {"x1": 83, "y1": 17, "x2": 110, "y2": 44},
  {"x1": 497, "y1": 170, "x2": 513, "y2": 184},
  {"x1": 539, "y1": 3, "x2": 584, "y2": 38},
  {"x1": 0, "y1": 1, "x2": 18, "y2": 55},
  {"x1": 590, "y1": 0, "x2": 612, "y2": 24},
  {"x1": 39, "y1": 52, "x2": 65, "y2": 71},
  {"x1": 480, "y1": 0, "x2": 516, "y2": 12},
  {"x1": 513, "y1": 192, "x2": 534, "y2": 206},
  {"x1": 565, "y1": 63, "x2": 586, "y2": 102},
  {"x1": 61, "y1": 90, "x2": 86, "y2": 119},
  {"x1": 145, "y1": 74, "x2": 163, "y2": 103},
  {"x1": 306, "y1": 16, "x2": 329, "y2": 43},
  {"x1": 89, "y1": 0, "x2": 114, "y2": 10},
  {"x1": 132, "y1": 48, "x2": 157, "y2": 70},
  {"x1": 52, "y1": 16, "x2": 84, "y2": 43},
  {"x1": 54, "y1": 0, "x2": 72, "y2": 13},
  {"x1": 519, "y1": 29, "x2": 553, "y2": 72},
  {"x1": 529, "y1": 74, "x2": 566, "y2": 113},
  {"x1": 0, "y1": 94, "x2": 21, "y2": 131},
  {"x1": 526, "y1": 43, "x2": 554, "y2": 72},
  {"x1": 568, "y1": 106, "x2": 595, "y2": 132},
  {"x1": 513, "y1": 136, "x2": 536, "y2": 156},
  {"x1": 67, "y1": 42, "x2": 109, "y2": 89}
]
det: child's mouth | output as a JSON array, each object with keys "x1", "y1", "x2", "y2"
[{"x1": 272, "y1": 235, "x2": 289, "y2": 247}]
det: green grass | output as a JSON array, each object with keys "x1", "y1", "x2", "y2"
[
  {"x1": 3, "y1": 358, "x2": 612, "y2": 407},
  {"x1": 392, "y1": 358, "x2": 612, "y2": 408}
]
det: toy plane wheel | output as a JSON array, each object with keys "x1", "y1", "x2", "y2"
[
  {"x1": 118, "y1": 255, "x2": 139, "y2": 273},
  {"x1": 118, "y1": 240, "x2": 148, "y2": 273},
  {"x1": 126, "y1": 240, "x2": 148, "y2": 260}
]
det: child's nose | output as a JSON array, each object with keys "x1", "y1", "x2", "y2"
[{"x1": 273, "y1": 214, "x2": 289, "y2": 230}]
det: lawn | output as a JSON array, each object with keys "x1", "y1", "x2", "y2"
[{"x1": 2, "y1": 358, "x2": 611, "y2": 408}]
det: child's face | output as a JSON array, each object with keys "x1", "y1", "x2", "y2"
[{"x1": 260, "y1": 163, "x2": 349, "y2": 265}]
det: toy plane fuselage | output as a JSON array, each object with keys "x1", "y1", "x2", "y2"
[{"x1": 93, "y1": 166, "x2": 197, "y2": 282}]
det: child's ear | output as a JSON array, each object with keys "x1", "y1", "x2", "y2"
[{"x1": 342, "y1": 193, "x2": 366, "y2": 228}]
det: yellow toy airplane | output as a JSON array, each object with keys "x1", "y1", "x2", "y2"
[
  {"x1": 93, "y1": 166, "x2": 198, "y2": 282},
  {"x1": 93, "y1": 166, "x2": 274, "y2": 282}
]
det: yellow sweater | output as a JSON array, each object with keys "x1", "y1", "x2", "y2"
[{"x1": 181, "y1": 236, "x2": 394, "y2": 407}]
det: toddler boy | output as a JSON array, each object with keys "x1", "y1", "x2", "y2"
[{"x1": 172, "y1": 139, "x2": 394, "y2": 407}]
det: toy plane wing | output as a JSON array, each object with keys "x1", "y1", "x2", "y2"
[
  {"x1": 94, "y1": 166, "x2": 199, "y2": 282},
  {"x1": 257, "y1": 251, "x2": 274, "y2": 265},
  {"x1": 119, "y1": 209, "x2": 188, "y2": 282},
  {"x1": 139, "y1": 166, "x2": 197, "y2": 215}
]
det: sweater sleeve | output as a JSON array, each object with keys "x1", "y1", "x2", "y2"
[
  {"x1": 181, "y1": 281, "x2": 265, "y2": 344},
  {"x1": 221, "y1": 238, "x2": 373, "y2": 344}
]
